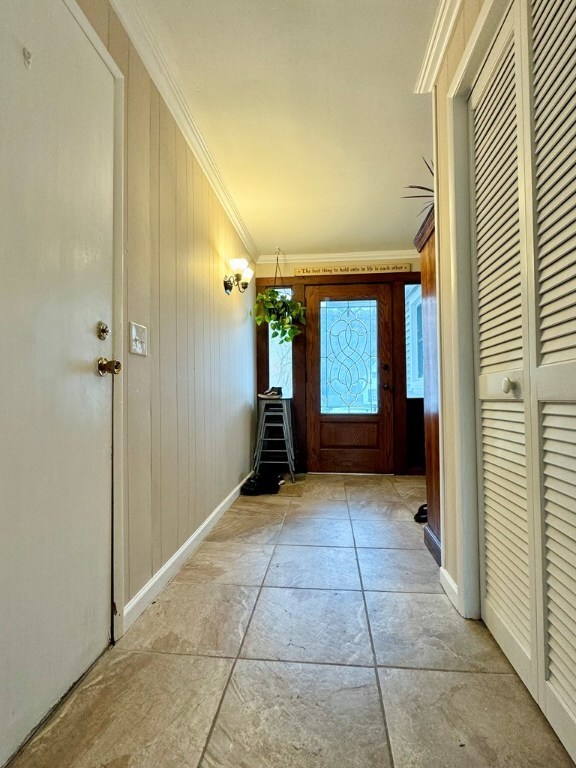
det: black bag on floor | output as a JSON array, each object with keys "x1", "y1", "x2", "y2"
[{"x1": 241, "y1": 473, "x2": 281, "y2": 495}]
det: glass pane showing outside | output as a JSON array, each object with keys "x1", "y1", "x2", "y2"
[
  {"x1": 268, "y1": 288, "x2": 293, "y2": 398},
  {"x1": 405, "y1": 284, "x2": 424, "y2": 398},
  {"x1": 320, "y1": 299, "x2": 378, "y2": 414}
]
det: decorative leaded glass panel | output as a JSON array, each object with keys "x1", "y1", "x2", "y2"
[{"x1": 320, "y1": 299, "x2": 378, "y2": 414}]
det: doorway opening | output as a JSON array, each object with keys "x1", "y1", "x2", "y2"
[{"x1": 255, "y1": 273, "x2": 425, "y2": 476}]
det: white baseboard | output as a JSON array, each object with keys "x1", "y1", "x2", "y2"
[
  {"x1": 122, "y1": 474, "x2": 251, "y2": 634},
  {"x1": 440, "y1": 566, "x2": 459, "y2": 608}
]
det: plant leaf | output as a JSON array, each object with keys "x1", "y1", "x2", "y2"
[
  {"x1": 422, "y1": 156, "x2": 434, "y2": 176},
  {"x1": 404, "y1": 185, "x2": 434, "y2": 192}
]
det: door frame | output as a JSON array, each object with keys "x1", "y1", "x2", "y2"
[
  {"x1": 65, "y1": 0, "x2": 126, "y2": 640},
  {"x1": 442, "y1": 0, "x2": 515, "y2": 620},
  {"x1": 255, "y1": 272, "x2": 423, "y2": 475},
  {"x1": 305, "y1": 282, "x2": 394, "y2": 474}
]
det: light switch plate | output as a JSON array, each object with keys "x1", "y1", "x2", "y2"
[{"x1": 129, "y1": 321, "x2": 148, "y2": 356}]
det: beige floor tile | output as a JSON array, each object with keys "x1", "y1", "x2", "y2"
[
  {"x1": 287, "y1": 499, "x2": 350, "y2": 518},
  {"x1": 230, "y1": 495, "x2": 291, "y2": 513},
  {"x1": 173, "y1": 542, "x2": 274, "y2": 587},
  {"x1": 346, "y1": 487, "x2": 403, "y2": 503},
  {"x1": 306, "y1": 473, "x2": 350, "y2": 482},
  {"x1": 277, "y1": 482, "x2": 304, "y2": 497},
  {"x1": 357, "y1": 548, "x2": 443, "y2": 592},
  {"x1": 379, "y1": 668, "x2": 574, "y2": 768},
  {"x1": 348, "y1": 500, "x2": 414, "y2": 521},
  {"x1": 353, "y1": 519, "x2": 426, "y2": 549},
  {"x1": 366, "y1": 592, "x2": 512, "y2": 672},
  {"x1": 279, "y1": 473, "x2": 308, "y2": 496},
  {"x1": 200, "y1": 660, "x2": 391, "y2": 768},
  {"x1": 241, "y1": 587, "x2": 373, "y2": 665},
  {"x1": 395, "y1": 486, "x2": 427, "y2": 503},
  {"x1": 206, "y1": 510, "x2": 284, "y2": 545},
  {"x1": 9, "y1": 649, "x2": 232, "y2": 768},
  {"x1": 119, "y1": 583, "x2": 258, "y2": 657},
  {"x1": 301, "y1": 484, "x2": 347, "y2": 500},
  {"x1": 277, "y1": 517, "x2": 354, "y2": 547},
  {"x1": 264, "y1": 545, "x2": 361, "y2": 590},
  {"x1": 391, "y1": 475, "x2": 426, "y2": 487},
  {"x1": 344, "y1": 475, "x2": 396, "y2": 488},
  {"x1": 405, "y1": 499, "x2": 425, "y2": 515}
]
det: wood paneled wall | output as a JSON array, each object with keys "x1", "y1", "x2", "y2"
[{"x1": 77, "y1": 0, "x2": 256, "y2": 602}]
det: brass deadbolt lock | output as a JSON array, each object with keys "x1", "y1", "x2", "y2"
[
  {"x1": 97, "y1": 321, "x2": 111, "y2": 340},
  {"x1": 97, "y1": 357, "x2": 122, "y2": 376}
]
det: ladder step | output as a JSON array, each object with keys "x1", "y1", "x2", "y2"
[{"x1": 254, "y1": 398, "x2": 296, "y2": 482}]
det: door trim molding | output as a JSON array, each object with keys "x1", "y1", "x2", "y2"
[
  {"x1": 443, "y1": 0, "x2": 512, "y2": 619},
  {"x1": 256, "y1": 273, "x2": 423, "y2": 475},
  {"x1": 111, "y1": 63, "x2": 125, "y2": 642},
  {"x1": 415, "y1": 0, "x2": 463, "y2": 94},
  {"x1": 64, "y1": 0, "x2": 127, "y2": 641},
  {"x1": 123, "y1": 473, "x2": 252, "y2": 631}
]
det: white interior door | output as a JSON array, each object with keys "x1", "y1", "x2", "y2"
[
  {"x1": 529, "y1": 0, "x2": 576, "y2": 753},
  {"x1": 0, "y1": 1, "x2": 117, "y2": 762},
  {"x1": 469, "y1": 7, "x2": 539, "y2": 696},
  {"x1": 468, "y1": 0, "x2": 576, "y2": 757}
]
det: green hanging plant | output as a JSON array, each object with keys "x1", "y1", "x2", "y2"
[{"x1": 253, "y1": 287, "x2": 307, "y2": 344}]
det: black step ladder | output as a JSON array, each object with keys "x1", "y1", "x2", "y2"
[{"x1": 253, "y1": 398, "x2": 295, "y2": 482}]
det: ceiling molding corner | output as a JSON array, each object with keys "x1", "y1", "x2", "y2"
[
  {"x1": 415, "y1": 0, "x2": 464, "y2": 94},
  {"x1": 110, "y1": 0, "x2": 259, "y2": 258}
]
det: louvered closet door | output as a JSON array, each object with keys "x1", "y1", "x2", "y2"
[
  {"x1": 469, "y1": 8, "x2": 538, "y2": 692},
  {"x1": 531, "y1": 0, "x2": 576, "y2": 751}
]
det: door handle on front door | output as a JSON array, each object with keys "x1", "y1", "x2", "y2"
[
  {"x1": 383, "y1": 383, "x2": 392, "y2": 391},
  {"x1": 97, "y1": 357, "x2": 122, "y2": 376}
]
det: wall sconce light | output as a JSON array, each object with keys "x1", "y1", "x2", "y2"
[{"x1": 223, "y1": 257, "x2": 254, "y2": 294}]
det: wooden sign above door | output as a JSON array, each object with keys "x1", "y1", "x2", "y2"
[{"x1": 294, "y1": 263, "x2": 411, "y2": 276}]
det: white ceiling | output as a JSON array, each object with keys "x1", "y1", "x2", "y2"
[{"x1": 118, "y1": 0, "x2": 439, "y2": 256}]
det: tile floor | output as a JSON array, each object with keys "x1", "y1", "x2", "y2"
[{"x1": 8, "y1": 474, "x2": 574, "y2": 768}]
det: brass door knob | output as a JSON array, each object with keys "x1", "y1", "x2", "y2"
[{"x1": 97, "y1": 357, "x2": 122, "y2": 376}]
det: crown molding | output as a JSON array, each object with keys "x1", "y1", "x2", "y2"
[
  {"x1": 415, "y1": 0, "x2": 463, "y2": 94},
  {"x1": 257, "y1": 249, "x2": 419, "y2": 264},
  {"x1": 110, "y1": 0, "x2": 259, "y2": 258}
]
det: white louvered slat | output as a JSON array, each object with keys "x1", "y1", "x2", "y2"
[
  {"x1": 537, "y1": 177, "x2": 576, "y2": 227},
  {"x1": 542, "y1": 402, "x2": 576, "y2": 722},
  {"x1": 532, "y1": 0, "x2": 576, "y2": 364},
  {"x1": 472, "y1": 42, "x2": 522, "y2": 374},
  {"x1": 481, "y1": 401, "x2": 531, "y2": 651},
  {"x1": 536, "y1": 142, "x2": 576, "y2": 199}
]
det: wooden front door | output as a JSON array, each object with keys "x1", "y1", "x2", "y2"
[{"x1": 305, "y1": 284, "x2": 394, "y2": 473}]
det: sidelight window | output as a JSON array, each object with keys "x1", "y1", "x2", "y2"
[
  {"x1": 268, "y1": 288, "x2": 294, "y2": 398},
  {"x1": 405, "y1": 284, "x2": 424, "y2": 398}
]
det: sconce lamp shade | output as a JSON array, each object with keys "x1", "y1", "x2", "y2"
[
  {"x1": 230, "y1": 257, "x2": 248, "y2": 276},
  {"x1": 223, "y1": 258, "x2": 253, "y2": 294}
]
